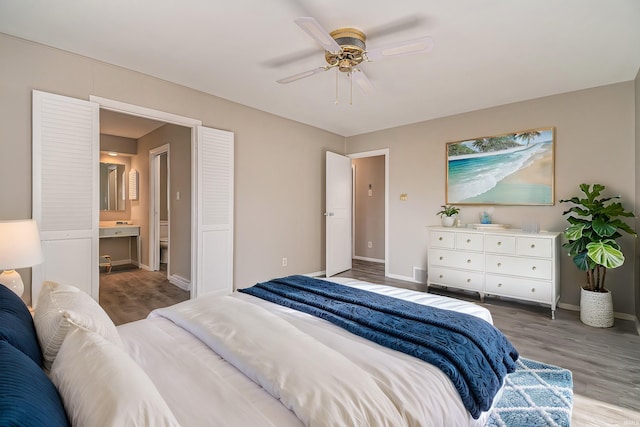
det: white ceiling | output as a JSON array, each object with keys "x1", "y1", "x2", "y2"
[{"x1": 1, "y1": 0, "x2": 639, "y2": 137}]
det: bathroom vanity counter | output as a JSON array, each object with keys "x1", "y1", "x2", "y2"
[
  {"x1": 99, "y1": 223, "x2": 141, "y2": 267},
  {"x1": 99, "y1": 223, "x2": 140, "y2": 238}
]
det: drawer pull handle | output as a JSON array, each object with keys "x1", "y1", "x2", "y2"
[
  {"x1": 497, "y1": 241, "x2": 502, "y2": 246},
  {"x1": 466, "y1": 279, "x2": 471, "y2": 283},
  {"x1": 439, "y1": 237, "x2": 443, "y2": 241},
  {"x1": 531, "y1": 288, "x2": 536, "y2": 293},
  {"x1": 439, "y1": 274, "x2": 443, "y2": 278},
  {"x1": 467, "y1": 259, "x2": 472, "y2": 263},
  {"x1": 497, "y1": 262, "x2": 502, "y2": 267},
  {"x1": 466, "y1": 239, "x2": 471, "y2": 243},
  {"x1": 498, "y1": 283, "x2": 502, "y2": 287},
  {"x1": 531, "y1": 244, "x2": 535, "y2": 248},
  {"x1": 439, "y1": 256, "x2": 443, "y2": 260},
  {"x1": 532, "y1": 266, "x2": 537, "y2": 271}
]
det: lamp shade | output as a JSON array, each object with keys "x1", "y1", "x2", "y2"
[{"x1": 0, "y1": 219, "x2": 44, "y2": 270}]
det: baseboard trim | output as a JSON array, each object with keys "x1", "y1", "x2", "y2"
[
  {"x1": 558, "y1": 302, "x2": 638, "y2": 322},
  {"x1": 305, "y1": 270, "x2": 326, "y2": 277},
  {"x1": 353, "y1": 256, "x2": 384, "y2": 263},
  {"x1": 387, "y1": 272, "x2": 421, "y2": 283},
  {"x1": 169, "y1": 274, "x2": 190, "y2": 291}
]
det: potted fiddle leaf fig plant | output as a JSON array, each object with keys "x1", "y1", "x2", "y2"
[
  {"x1": 436, "y1": 204, "x2": 460, "y2": 227},
  {"x1": 560, "y1": 183, "x2": 636, "y2": 327}
]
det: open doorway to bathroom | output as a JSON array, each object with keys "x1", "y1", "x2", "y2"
[{"x1": 98, "y1": 109, "x2": 191, "y2": 324}]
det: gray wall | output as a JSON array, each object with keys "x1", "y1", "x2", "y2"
[
  {"x1": 353, "y1": 156, "x2": 385, "y2": 261},
  {"x1": 347, "y1": 82, "x2": 638, "y2": 315},
  {"x1": 133, "y1": 124, "x2": 191, "y2": 280},
  {"x1": 0, "y1": 33, "x2": 344, "y2": 304}
]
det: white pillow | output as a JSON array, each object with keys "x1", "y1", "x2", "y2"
[
  {"x1": 50, "y1": 323, "x2": 180, "y2": 427},
  {"x1": 34, "y1": 281, "x2": 123, "y2": 370}
]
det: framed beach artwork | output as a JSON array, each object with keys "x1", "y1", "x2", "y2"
[{"x1": 445, "y1": 127, "x2": 555, "y2": 205}]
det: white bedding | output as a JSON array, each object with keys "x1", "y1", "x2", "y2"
[{"x1": 118, "y1": 278, "x2": 497, "y2": 427}]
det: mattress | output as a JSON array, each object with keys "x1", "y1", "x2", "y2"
[{"x1": 118, "y1": 277, "x2": 498, "y2": 427}]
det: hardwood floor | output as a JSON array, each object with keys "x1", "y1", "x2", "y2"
[
  {"x1": 101, "y1": 259, "x2": 640, "y2": 425},
  {"x1": 99, "y1": 264, "x2": 189, "y2": 326},
  {"x1": 337, "y1": 259, "x2": 640, "y2": 426}
]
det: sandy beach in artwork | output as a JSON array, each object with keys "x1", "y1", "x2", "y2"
[
  {"x1": 499, "y1": 148, "x2": 553, "y2": 185},
  {"x1": 461, "y1": 144, "x2": 553, "y2": 204}
]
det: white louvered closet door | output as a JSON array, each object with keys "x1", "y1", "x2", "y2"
[
  {"x1": 194, "y1": 126, "x2": 234, "y2": 297},
  {"x1": 32, "y1": 90, "x2": 99, "y2": 305}
]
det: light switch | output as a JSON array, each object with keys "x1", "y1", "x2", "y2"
[
  {"x1": 400, "y1": 193, "x2": 408, "y2": 201},
  {"x1": 368, "y1": 189, "x2": 373, "y2": 197},
  {"x1": 176, "y1": 191, "x2": 180, "y2": 201}
]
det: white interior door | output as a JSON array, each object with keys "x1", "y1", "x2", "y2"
[
  {"x1": 325, "y1": 151, "x2": 352, "y2": 276},
  {"x1": 193, "y1": 126, "x2": 234, "y2": 297},
  {"x1": 32, "y1": 90, "x2": 99, "y2": 304}
]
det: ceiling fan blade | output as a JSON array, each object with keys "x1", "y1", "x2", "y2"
[
  {"x1": 351, "y1": 69, "x2": 374, "y2": 95},
  {"x1": 365, "y1": 36, "x2": 434, "y2": 61},
  {"x1": 366, "y1": 15, "x2": 427, "y2": 39},
  {"x1": 277, "y1": 67, "x2": 327, "y2": 84},
  {"x1": 295, "y1": 17, "x2": 341, "y2": 52}
]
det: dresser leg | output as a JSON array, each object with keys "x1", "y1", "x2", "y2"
[
  {"x1": 479, "y1": 292, "x2": 485, "y2": 303},
  {"x1": 551, "y1": 309, "x2": 555, "y2": 320}
]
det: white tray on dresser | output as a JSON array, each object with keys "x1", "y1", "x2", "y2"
[{"x1": 427, "y1": 226, "x2": 561, "y2": 319}]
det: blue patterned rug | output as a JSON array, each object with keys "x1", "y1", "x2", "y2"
[{"x1": 486, "y1": 357, "x2": 573, "y2": 427}]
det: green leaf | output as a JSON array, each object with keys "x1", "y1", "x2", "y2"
[
  {"x1": 563, "y1": 223, "x2": 584, "y2": 241},
  {"x1": 572, "y1": 251, "x2": 590, "y2": 271},
  {"x1": 592, "y1": 218, "x2": 617, "y2": 238},
  {"x1": 586, "y1": 241, "x2": 625, "y2": 269}
]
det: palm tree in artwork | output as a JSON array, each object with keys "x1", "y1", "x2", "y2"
[{"x1": 516, "y1": 130, "x2": 541, "y2": 147}]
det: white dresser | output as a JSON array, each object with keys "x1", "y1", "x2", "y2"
[{"x1": 427, "y1": 226, "x2": 561, "y2": 318}]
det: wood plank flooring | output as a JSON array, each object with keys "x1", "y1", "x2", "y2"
[
  {"x1": 100, "y1": 259, "x2": 640, "y2": 425},
  {"x1": 99, "y1": 264, "x2": 189, "y2": 326},
  {"x1": 337, "y1": 259, "x2": 640, "y2": 426}
]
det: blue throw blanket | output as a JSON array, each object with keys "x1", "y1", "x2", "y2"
[{"x1": 239, "y1": 275, "x2": 519, "y2": 419}]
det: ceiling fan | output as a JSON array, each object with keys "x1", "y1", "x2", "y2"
[{"x1": 277, "y1": 17, "x2": 434, "y2": 100}]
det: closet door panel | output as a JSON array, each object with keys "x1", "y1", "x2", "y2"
[
  {"x1": 32, "y1": 90, "x2": 99, "y2": 304},
  {"x1": 194, "y1": 126, "x2": 234, "y2": 297}
]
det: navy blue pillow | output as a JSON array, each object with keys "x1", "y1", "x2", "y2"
[
  {"x1": 0, "y1": 284, "x2": 42, "y2": 365},
  {"x1": 0, "y1": 340, "x2": 69, "y2": 426}
]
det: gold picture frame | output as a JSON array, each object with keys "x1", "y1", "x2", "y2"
[{"x1": 445, "y1": 127, "x2": 555, "y2": 205}]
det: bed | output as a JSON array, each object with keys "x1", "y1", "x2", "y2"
[{"x1": 0, "y1": 275, "x2": 518, "y2": 427}]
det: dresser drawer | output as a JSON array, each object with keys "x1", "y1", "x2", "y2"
[
  {"x1": 485, "y1": 275, "x2": 551, "y2": 302},
  {"x1": 455, "y1": 232, "x2": 484, "y2": 251},
  {"x1": 517, "y1": 237, "x2": 552, "y2": 258},
  {"x1": 485, "y1": 254, "x2": 552, "y2": 280},
  {"x1": 429, "y1": 230, "x2": 455, "y2": 249},
  {"x1": 429, "y1": 267, "x2": 484, "y2": 291},
  {"x1": 430, "y1": 248, "x2": 484, "y2": 271},
  {"x1": 484, "y1": 234, "x2": 516, "y2": 254}
]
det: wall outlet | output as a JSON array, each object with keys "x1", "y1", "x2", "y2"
[
  {"x1": 367, "y1": 241, "x2": 373, "y2": 249},
  {"x1": 282, "y1": 257, "x2": 287, "y2": 267}
]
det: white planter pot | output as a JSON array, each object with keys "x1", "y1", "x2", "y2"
[
  {"x1": 580, "y1": 287, "x2": 614, "y2": 328},
  {"x1": 441, "y1": 216, "x2": 456, "y2": 227}
]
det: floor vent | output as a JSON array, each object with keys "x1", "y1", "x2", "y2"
[{"x1": 413, "y1": 267, "x2": 427, "y2": 284}]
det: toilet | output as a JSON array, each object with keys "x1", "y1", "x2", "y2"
[{"x1": 159, "y1": 221, "x2": 169, "y2": 264}]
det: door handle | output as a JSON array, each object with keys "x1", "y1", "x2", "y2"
[{"x1": 324, "y1": 212, "x2": 334, "y2": 216}]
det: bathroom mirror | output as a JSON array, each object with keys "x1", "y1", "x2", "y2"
[{"x1": 100, "y1": 162, "x2": 126, "y2": 211}]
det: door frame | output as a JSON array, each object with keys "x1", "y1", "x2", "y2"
[
  {"x1": 89, "y1": 96, "x2": 201, "y2": 294},
  {"x1": 149, "y1": 145, "x2": 170, "y2": 273},
  {"x1": 348, "y1": 149, "x2": 389, "y2": 277}
]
